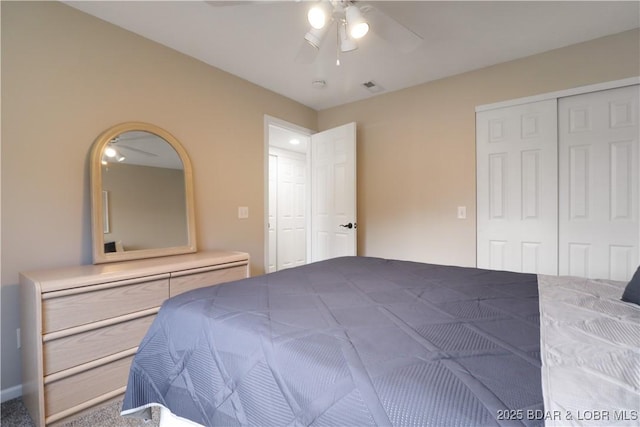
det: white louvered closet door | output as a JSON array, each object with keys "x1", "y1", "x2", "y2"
[
  {"x1": 559, "y1": 85, "x2": 640, "y2": 281},
  {"x1": 476, "y1": 100, "x2": 559, "y2": 275}
]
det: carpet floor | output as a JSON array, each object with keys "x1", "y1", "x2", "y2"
[{"x1": 0, "y1": 397, "x2": 160, "y2": 427}]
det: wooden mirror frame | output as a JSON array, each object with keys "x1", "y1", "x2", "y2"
[{"x1": 90, "y1": 122, "x2": 197, "y2": 264}]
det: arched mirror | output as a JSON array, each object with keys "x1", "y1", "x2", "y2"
[{"x1": 90, "y1": 122, "x2": 196, "y2": 264}]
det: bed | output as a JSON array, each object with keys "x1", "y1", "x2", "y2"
[{"x1": 121, "y1": 256, "x2": 639, "y2": 427}]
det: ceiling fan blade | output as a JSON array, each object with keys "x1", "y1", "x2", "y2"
[
  {"x1": 294, "y1": 40, "x2": 319, "y2": 64},
  {"x1": 360, "y1": 4, "x2": 423, "y2": 54},
  {"x1": 204, "y1": 1, "x2": 280, "y2": 7},
  {"x1": 117, "y1": 144, "x2": 159, "y2": 157}
]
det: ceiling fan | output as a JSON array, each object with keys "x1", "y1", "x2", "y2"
[
  {"x1": 206, "y1": 1, "x2": 423, "y2": 65},
  {"x1": 295, "y1": 0, "x2": 423, "y2": 65}
]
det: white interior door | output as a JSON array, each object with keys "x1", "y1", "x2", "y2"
[
  {"x1": 559, "y1": 85, "x2": 639, "y2": 281},
  {"x1": 274, "y1": 149, "x2": 307, "y2": 270},
  {"x1": 476, "y1": 100, "x2": 558, "y2": 274},
  {"x1": 267, "y1": 154, "x2": 277, "y2": 273},
  {"x1": 311, "y1": 122, "x2": 357, "y2": 262}
]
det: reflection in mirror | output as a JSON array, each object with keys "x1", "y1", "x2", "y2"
[
  {"x1": 91, "y1": 123, "x2": 196, "y2": 264},
  {"x1": 102, "y1": 131, "x2": 187, "y2": 251}
]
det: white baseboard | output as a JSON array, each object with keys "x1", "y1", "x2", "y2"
[{"x1": 1, "y1": 384, "x2": 22, "y2": 403}]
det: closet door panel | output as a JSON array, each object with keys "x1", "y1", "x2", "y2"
[
  {"x1": 477, "y1": 99, "x2": 558, "y2": 274},
  {"x1": 559, "y1": 85, "x2": 639, "y2": 281}
]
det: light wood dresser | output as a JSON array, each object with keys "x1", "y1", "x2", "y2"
[{"x1": 20, "y1": 250, "x2": 250, "y2": 427}]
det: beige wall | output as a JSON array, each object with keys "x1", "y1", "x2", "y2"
[
  {"x1": 0, "y1": 1, "x2": 316, "y2": 393},
  {"x1": 1, "y1": 0, "x2": 638, "y2": 397},
  {"x1": 318, "y1": 29, "x2": 640, "y2": 267}
]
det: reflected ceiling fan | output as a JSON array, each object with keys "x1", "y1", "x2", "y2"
[
  {"x1": 102, "y1": 134, "x2": 159, "y2": 165},
  {"x1": 295, "y1": 0, "x2": 423, "y2": 65}
]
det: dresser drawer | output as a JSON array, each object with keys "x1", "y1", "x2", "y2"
[
  {"x1": 44, "y1": 354, "x2": 133, "y2": 418},
  {"x1": 43, "y1": 314, "x2": 155, "y2": 376},
  {"x1": 170, "y1": 265, "x2": 247, "y2": 296},
  {"x1": 42, "y1": 277, "x2": 168, "y2": 333}
]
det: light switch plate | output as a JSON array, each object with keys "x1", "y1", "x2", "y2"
[
  {"x1": 457, "y1": 206, "x2": 467, "y2": 219},
  {"x1": 238, "y1": 206, "x2": 249, "y2": 219}
]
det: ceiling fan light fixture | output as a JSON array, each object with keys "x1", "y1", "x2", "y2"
[
  {"x1": 104, "y1": 147, "x2": 117, "y2": 158},
  {"x1": 307, "y1": 2, "x2": 330, "y2": 30},
  {"x1": 345, "y1": 5, "x2": 369, "y2": 39},
  {"x1": 304, "y1": 25, "x2": 329, "y2": 49},
  {"x1": 338, "y1": 20, "x2": 357, "y2": 52}
]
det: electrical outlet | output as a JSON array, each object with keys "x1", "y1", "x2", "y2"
[
  {"x1": 17, "y1": 328, "x2": 21, "y2": 349},
  {"x1": 457, "y1": 206, "x2": 467, "y2": 219}
]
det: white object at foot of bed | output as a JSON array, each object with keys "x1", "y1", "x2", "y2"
[
  {"x1": 537, "y1": 275, "x2": 640, "y2": 427},
  {"x1": 159, "y1": 406, "x2": 205, "y2": 427}
]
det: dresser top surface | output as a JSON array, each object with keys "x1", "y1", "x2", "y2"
[{"x1": 20, "y1": 250, "x2": 249, "y2": 292}]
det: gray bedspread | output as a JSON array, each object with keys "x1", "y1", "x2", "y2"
[{"x1": 122, "y1": 256, "x2": 543, "y2": 427}]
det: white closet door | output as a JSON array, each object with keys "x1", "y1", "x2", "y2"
[
  {"x1": 276, "y1": 151, "x2": 307, "y2": 270},
  {"x1": 267, "y1": 154, "x2": 277, "y2": 273},
  {"x1": 559, "y1": 85, "x2": 639, "y2": 281},
  {"x1": 477, "y1": 99, "x2": 558, "y2": 274}
]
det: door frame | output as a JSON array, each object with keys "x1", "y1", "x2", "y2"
[
  {"x1": 475, "y1": 77, "x2": 639, "y2": 113},
  {"x1": 264, "y1": 115, "x2": 313, "y2": 273}
]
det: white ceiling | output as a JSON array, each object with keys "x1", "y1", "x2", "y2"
[
  {"x1": 64, "y1": 1, "x2": 639, "y2": 110},
  {"x1": 269, "y1": 124, "x2": 310, "y2": 153}
]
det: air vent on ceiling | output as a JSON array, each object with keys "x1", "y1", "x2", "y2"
[{"x1": 362, "y1": 80, "x2": 384, "y2": 94}]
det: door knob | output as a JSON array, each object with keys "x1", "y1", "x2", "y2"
[{"x1": 339, "y1": 222, "x2": 355, "y2": 229}]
